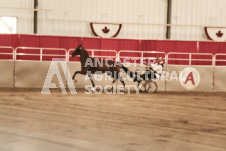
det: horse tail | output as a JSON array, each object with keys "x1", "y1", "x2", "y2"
[{"x1": 120, "y1": 64, "x2": 134, "y2": 79}]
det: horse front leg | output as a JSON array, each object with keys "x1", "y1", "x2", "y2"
[{"x1": 72, "y1": 71, "x2": 82, "y2": 80}]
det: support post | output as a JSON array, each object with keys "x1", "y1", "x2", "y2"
[
  {"x1": 34, "y1": 0, "x2": 38, "y2": 34},
  {"x1": 166, "y1": 0, "x2": 172, "y2": 39}
]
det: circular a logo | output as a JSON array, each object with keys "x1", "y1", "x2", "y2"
[{"x1": 179, "y1": 67, "x2": 200, "y2": 90}]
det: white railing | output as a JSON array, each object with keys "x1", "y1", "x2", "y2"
[
  {"x1": 15, "y1": 47, "x2": 67, "y2": 61},
  {"x1": 118, "y1": 50, "x2": 166, "y2": 64},
  {"x1": 215, "y1": 53, "x2": 226, "y2": 66},
  {"x1": 68, "y1": 49, "x2": 118, "y2": 62},
  {"x1": 167, "y1": 52, "x2": 214, "y2": 66},
  {"x1": 0, "y1": 46, "x2": 14, "y2": 60},
  {"x1": 1, "y1": 46, "x2": 225, "y2": 67}
]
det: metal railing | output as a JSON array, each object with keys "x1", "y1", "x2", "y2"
[
  {"x1": 0, "y1": 46, "x2": 14, "y2": 60},
  {"x1": 167, "y1": 52, "x2": 214, "y2": 66},
  {"x1": 15, "y1": 47, "x2": 67, "y2": 61},
  {"x1": 118, "y1": 50, "x2": 166, "y2": 64},
  {"x1": 215, "y1": 54, "x2": 226, "y2": 66},
  {"x1": 2, "y1": 46, "x2": 226, "y2": 67}
]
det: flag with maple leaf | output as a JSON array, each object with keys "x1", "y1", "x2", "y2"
[
  {"x1": 90, "y1": 23, "x2": 122, "y2": 38},
  {"x1": 205, "y1": 27, "x2": 226, "y2": 41}
]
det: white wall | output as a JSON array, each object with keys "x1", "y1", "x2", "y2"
[
  {"x1": 38, "y1": 0, "x2": 168, "y2": 39},
  {"x1": 0, "y1": 0, "x2": 34, "y2": 34},
  {"x1": 0, "y1": 0, "x2": 225, "y2": 40},
  {"x1": 171, "y1": 0, "x2": 226, "y2": 40}
]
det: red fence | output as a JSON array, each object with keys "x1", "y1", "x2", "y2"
[
  {"x1": 15, "y1": 47, "x2": 67, "y2": 61},
  {"x1": 0, "y1": 34, "x2": 226, "y2": 65},
  {"x1": 0, "y1": 34, "x2": 226, "y2": 53},
  {"x1": 167, "y1": 53, "x2": 214, "y2": 66},
  {"x1": 0, "y1": 46, "x2": 14, "y2": 60},
  {"x1": 118, "y1": 50, "x2": 166, "y2": 64}
]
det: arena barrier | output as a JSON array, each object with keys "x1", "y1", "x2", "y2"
[
  {"x1": 166, "y1": 65, "x2": 214, "y2": 92},
  {"x1": 0, "y1": 60, "x2": 14, "y2": 88},
  {"x1": 14, "y1": 47, "x2": 68, "y2": 88},
  {"x1": 15, "y1": 47, "x2": 67, "y2": 61},
  {"x1": 1, "y1": 46, "x2": 226, "y2": 92},
  {"x1": 0, "y1": 46, "x2": 14, "y2": 88},
  {"x1": 166, "y1": 53, "x2": 214, "y2": 92},
  {"x1": 214, "y1": 54, "x2": 226, "y2": 92}
]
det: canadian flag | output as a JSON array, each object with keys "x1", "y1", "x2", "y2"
[
  {"x1": 205, "y1": 27, "x2": 226, "y2": 41},
  {"x1": 90, "y1": 23, "x2": 122, "y2": 38}
]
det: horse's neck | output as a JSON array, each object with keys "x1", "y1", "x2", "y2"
[{"x1": 80, "y1": 50, "x2": 90, "y2": 67}]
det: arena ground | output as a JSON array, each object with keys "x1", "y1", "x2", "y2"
[{"x1": 0, "y1": 88, "x2": 226, "y2": 151}]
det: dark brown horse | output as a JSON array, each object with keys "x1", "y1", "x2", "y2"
[{"x1": 71, "y1": 45, "x2": 134, "y2": 90}]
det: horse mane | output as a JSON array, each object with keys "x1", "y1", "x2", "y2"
[{"x1": 81, "y1": 47, "x2": 90, "y2": 58}]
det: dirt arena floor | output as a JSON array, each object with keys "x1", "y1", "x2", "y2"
[{"x1": 0, "y1": 88, "x2": 226, "y2": 151}]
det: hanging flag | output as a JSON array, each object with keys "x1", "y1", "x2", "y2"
[{"x1": 90, "y1": 23, "x2": 122, "y2": 38}]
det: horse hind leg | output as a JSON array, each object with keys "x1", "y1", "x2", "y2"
[
  {"x1": 87, "y1": 72, "x2": 95, "y2": 91},
  {"x1": 118, "y1": 75, "x2": 126, "y2": 92},
  {"x1": 118, "y1": 75, "x2": 125, "y2": 87},
  {"x1": 112, "y1": 71, "x2": 126, "y2": 92},
  {"x1": 111, "y1": 71, "x2": 118, "y2": 90},
  {"x1": 111, "y1": 77, "x2": 117, "y2": 91},
  {"x1": 115, "y1": 70, "x2": 125, "y2": 87}
]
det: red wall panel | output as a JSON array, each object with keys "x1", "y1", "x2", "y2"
[
  {"x1": 0, "y1": 34, "x2": 18, "y2": 48},
  {"x1": 101, "y1": 39, "x2": 120, "y2": 51},
  {"x1": 82, "y1": 37, "x2": 101, "y2": 49},
  {"x1": 175, "y1": 41, "x2": 197, "y2": 53},
  {"x1": 39, "y1": 36, "x2": 61, "y2": 48},
  {"x1": 101, "y1": 38, "x2": 140, "y2": 60},
  {"x1": 140, "y1": 40, "x2": 156, "y2": 52},
  {"x1": 101, "y1": 38, "x2": 140, "y2": 51},
  {"x1": 17, "y1": 35, "x2": 40, "y2": 47},
  {"x1": 155, "y1": 40, "x2": 198, "y2": 53},
  {"x1": 0, "y1": 34, "x2": 225, "y2": 63},
  {"x1": 61, "y1": 37, "x2": 82, "y2": 50},
  {"x1": 199, "y1": 41, "x2": 226, "y2": 54}
]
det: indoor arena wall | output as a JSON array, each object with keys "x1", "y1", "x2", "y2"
[
  {"x1": 1, "y1": 34, "x2": 226, "y2": 55},
  {"x1": 213, "y1": 66, "x2": 226, "y2": 92},
  {"x1": 1, "y1": 0, "x2": 226, "y2": 40},
  {"x1": 0, "y1": 34, "x2": 226, "y2": 92}
]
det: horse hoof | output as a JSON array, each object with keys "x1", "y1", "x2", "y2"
[
  {"x1": 74, "y1": 78, "x2": 77, "y2": 83},
  {"x1": 91, "y1": 87, "x2": 95, "y2": 92},
  {"x1": 122, "y1": 87, "x2": 126, "y2": 92}
]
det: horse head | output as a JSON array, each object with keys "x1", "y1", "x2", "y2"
[{"x1": 72, "y1": 44, "x2": 84, "y2": 57}]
